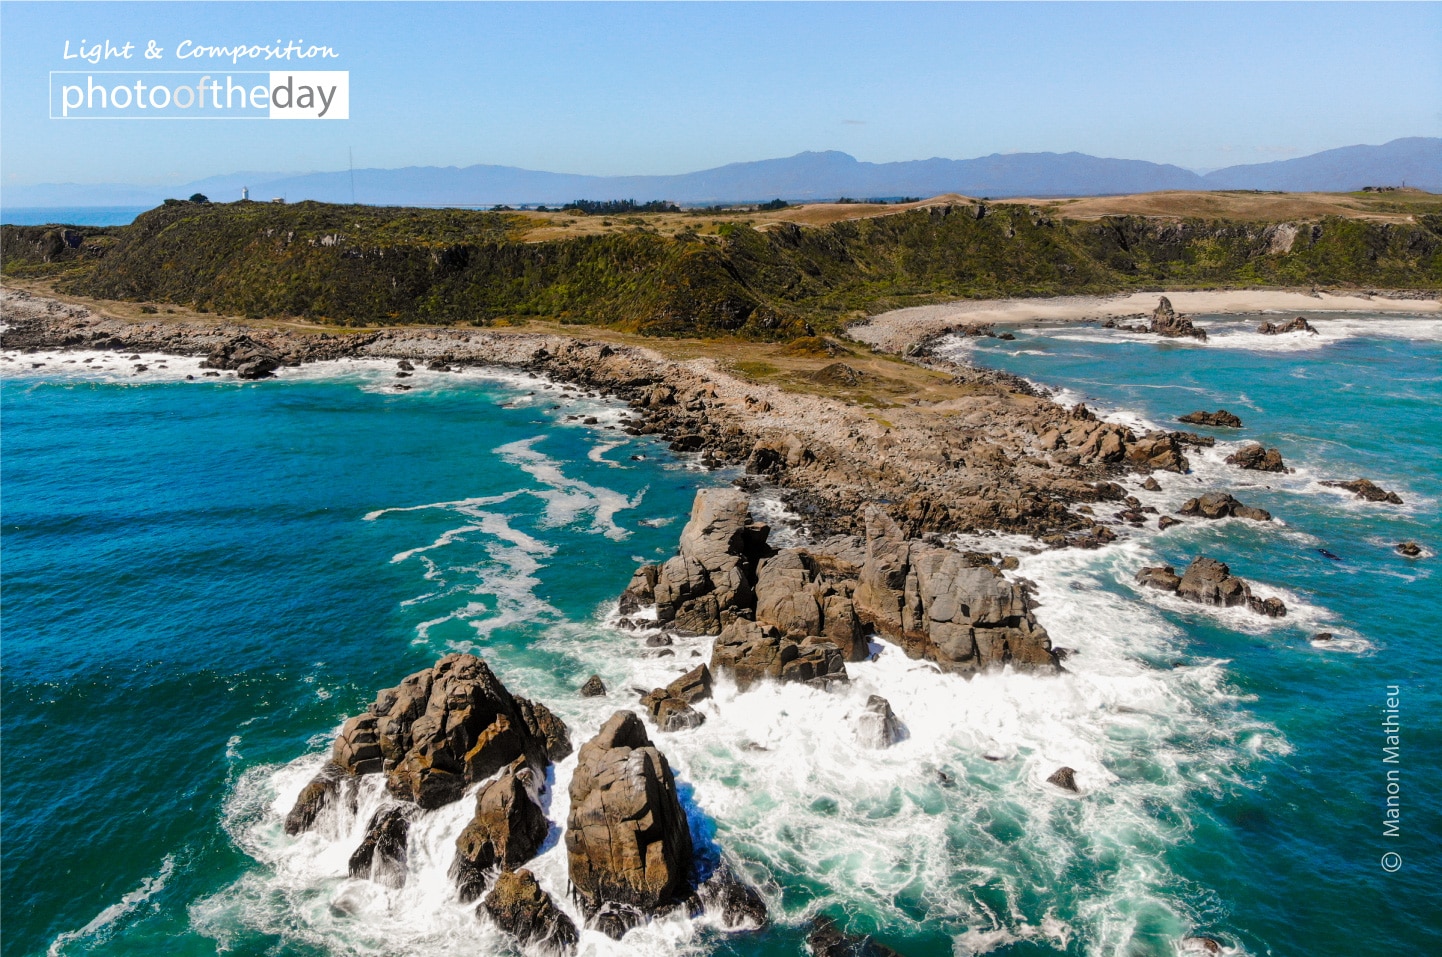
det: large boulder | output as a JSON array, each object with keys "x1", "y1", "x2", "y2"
[
  {"x1": 324, "y1": 654, "x2": 559, "y2": 810},
  {"x1": 753, "y1": 549, "x2": 868, "y2": 660},
  {"x1": 856, "y1": 695, "x2": 903, "y2": 748},
  {"x1": 1147, "y1": 296, "x2": 1207, "y2": 341},
  {"x1": 451, "y1": 759, "x2": 550, "y2": 902},
  {"x1": 852, "y1": 509, "x2": 1058, "y2": 675},
  {"x1": 1178, "y1": 409, "x2": 1243, "y2": 428},
  {"x1": 1177, "y1": 557, "x2": 1251, "y2": 607},
  {"x1": 710, "y1": 619, "x2": 848, "y2": 691},
  {"x1": 200, "y1": 335, "x2": 281, "y2": 379},
  {"x1": 1180, "y1": 492, "x2": 1272, "y2": 522},
  {"x1": 1123, "y1": 431, "x2": 1189, "y2": 473},
  {"x1": 618, "y1": 564, "x2": 659, "y2": 614},
  {"x1": 482, "y1": 869, "x2": 579, "y2": 955},
  {"x1": 639, "y1": 665, "x2": 714, "y2": 732},
  {"x1": 652, "y1": 490, "x2": 771, "y2": 634},
  {"x1": 1226, "y1": 444, "x2": 1288, "y2": 473},
  {"x1": 1320, "y1": 478, "x2": 1404, "y2": 504},
  {"x1": 565, "y1": 711, "x2": 695, "y2": 933}
]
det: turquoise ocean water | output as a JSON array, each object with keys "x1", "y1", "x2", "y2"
[{"x1": 2, "y1": 316, "x2": 1438, "y2": 957}]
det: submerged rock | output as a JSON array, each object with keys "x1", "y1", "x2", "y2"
[
  {"x1": 482, "y1": 869, "x2": 578, "y2": 955},
  {"x1": 348, "y1": 806, "x2": 409, "y2": 888},
  {"x1": 1321, "y1": 478, "x2": 1404, "y2": 504},
  {"x1": 807, "y1": 915, "x2": 904, "y2": 957},
  {"x1": 1178, "y1": 409, "x2": 1243, "y2": 428},
  {"x1": 565, "y1": 711, "x2": 695, "y2": 932},
  {"x1": 1225, "y1": 443, "x2": 1288, "y2": 473}
]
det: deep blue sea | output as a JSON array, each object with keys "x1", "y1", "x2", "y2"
[
  {"x1": 2, "y1": 316, "x2": 1438, "y2": 957},
  {"x1": 1, "y1": 207, "x2": 150, "y2": 227}
]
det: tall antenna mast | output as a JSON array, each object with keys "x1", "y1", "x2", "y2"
[{"x1": 349, "y1": 147, "x2": 356, "y2": 205}]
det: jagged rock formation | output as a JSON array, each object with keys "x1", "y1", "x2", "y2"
[
  {"x1": 1032, "y1": 404, "x2": 1190, "y2": 473},
  {"x1": 639, "y1": 664, "x2": 713, "y2": 732},
  {"x1": 565, "y1": 711, "x2": 695, "y2": 936},
  {"x1": 1321, "y1": 478, "x2": 1404, "y2": 504},
  {"x1": 579, "y1": 674, "x2": 608, "y2": 697},
  {"x1": 1046, "y1": 767, "x2": 1079, "y2": 792},
  {"x1": 1397, "y1": 541, "x2": 1423, "y2": 558},
  {"x1": 1135, "y1": 557, "x2": 1286, "y2": 617},
  {"x1": 1147, "y1": 297, "x2": 1208, "y2": 341},
  {"x1": 856, "y1": 695, "x2": 903, "y2": 748},
  {"x1": 298, "y1": 654, "x2": 565, "y2": 819},
  {"x1": 1179, "y1": 492, "x2": 1272, "y2": 522},
  {"x1": 451, "y1": 759, "x2": 550, "y2": 902},
  {"x1": 1226, "y1": 443, "x2": 1289, "y2": 473},
  {"x1": 691, "y1": 865, "x2": 768, "y2": 930},
  {"x1": 1178, "y1": 409, "x2": 1243, "y2": 428},
  {"x1": 482, "y1": 869, "x2": 579, "y2": 955},
  {"x1": 808, "y1": 915, "x2": 904, "y2": 957},
  {"x1": 711, "y1": 619, "x2": 849, "y2": 690},
  {"x1": 283, "y1": 763, "x2": 343, "y2": 835},
  {"x1": 348, "y1": 806, "x2": 409, "y2": 888},
  {"x1": 852, "y1": 508, "x2": 1058, "y2": 674},
  {"x1": 1257, "y1": 316, "x2": 1317, "y2": 335},
  {"x1": 650, "y1": 490, "x2": 771, "y2": 636},
  {"x1": 199, "y1": 335, "x2": 281, "y2": 379}
]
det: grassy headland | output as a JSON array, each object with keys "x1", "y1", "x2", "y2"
[{"x1": 4, "y1": 192, "x2": 1440, "y2": 339}]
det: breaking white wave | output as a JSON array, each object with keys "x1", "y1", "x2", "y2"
[
  {"x1": 497, "y1": 437, "x2": 643, "y2": 541},
  {"x1": 48, "y1": 855, "x2": 177, "y2": 956}
]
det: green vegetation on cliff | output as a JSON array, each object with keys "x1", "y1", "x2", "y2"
[{"x1": 4, "y1": 199, "x2": 1439, "y2": 337}]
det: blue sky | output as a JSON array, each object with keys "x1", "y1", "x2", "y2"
[{"x1": 2, "y1": 1, "x2": 1439, "y2": 188}]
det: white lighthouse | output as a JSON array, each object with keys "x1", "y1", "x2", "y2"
[{"x1": 241, "y1": 186, "x2": 249, "y2": 201}]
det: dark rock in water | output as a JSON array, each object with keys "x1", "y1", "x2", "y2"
[
  {"x1": 1142, "y1": 477, "x2": 1163, "y2": 491},
  {"x1": 619, "y1": 564, "x2": 659, "y2": 613},
  {"x1": 566, "y1": 711, "x2": 695, "y2": 928},
  {"x1": 853, "y1": 507, "x2": 1057, "y2": 675},
  {"x1": 1320, "y1": 478, "x2": 1404, "y2": 504},
  {"x1": 1179, "y1": 409, "x2": 1243, "y2": 428},
  {"x1": 1313, "y1": 632, "x2": 1335, "y2": 642},
  {"x1": 1180, "y1": 492, "x2": 1272, "y2": 522},
  {"x1": 1180, "y1": 936, "x2": 1225, "y2": 955},
  {"x1": 1248, "y1": 595, "x2": 1288, "y2": 618},
  {"x1": 481, "y1": 868, "x2": 578, "y2": 955},
  {"x1": 1147, "y1": 296, "x2": 1207, "y2": 341},
  {"x1": 330, "y1": 653, "x2": 555, "y2": 810},
  {"x1": 1177, "y1": 557, "x2": 1250, "y2": 607},
  {"x1": 515, "y1": 696, "x2": 573, "y2": 762},
  {"x1": 200, "y1": 335, "x2": 280, "y2": 380},
  {"x1": 580, "y1": 674, "x2": 608, "y2": 697},
  {"x1": 1170, "y1": 430, "x2": 1216, "y2": 448},
  {"x1": 807, "y1": 915, "x2": 904, "y2": 957},
  {"x1": 1158, "y1": 516, "x2": 1182, "y2": 531},
  {"x1": 1225, "y1": 443, "x2": 1288, "y2": 473},
  {"x1": 998, "y1": 332, "x2": 1016, "y2": 341},
  {"x1": 427, "y1": 359, "x2": 451, "y2": 372},
  {"x1": 592, "y1": 902, "x2": 643, "y2": 940},
  {"x1": 284, "y1": 763, "x2": 342, "y2": 835},
  {"x1": 639, "y1": 667, "x2": 713, "y2": 732},
  {"x1": 691, "y1": 864, "x2": 769, "y2": 930},
  {"x1": 711, "y1": 619, "x2": 848, "y2": 691},
  {"x1": 1318, "y1": 549, "x2": 1342, "y2": 561},
  {"x1": 1257, "y1": 316, "x2": 1317, "y2": 335},
  {"x1": 646, "y1": 633, "x2": 674, "y2": 647},
  {"x1": 1046, "y1": 766, "x2": 1079, "y2": 792},
  {"x1": 1136, "y1": 565, "x2": 1182, "y2": 593},
  {"x1": 451, "y1": 760, "x2": 549, "y2": 902},
  {"x1": 349, "y1": 806, "x2": 409, "y2": 887},
  {"x1": 396, "y1": 359, "x2": 414, "y2": 371},
  {"x1": 856, "y1": 695, "x2": 903, "y2": 748},
  {"x1": 1397, "y1": 541, "x2": 1423, "y2": 558}
]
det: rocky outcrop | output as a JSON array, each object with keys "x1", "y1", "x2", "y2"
[
  {"x1": 1321, "y1": 478, "x2": 1404, "y2": 504},
  {"x1": 639, "y1": 664, "x2": 713, "y2": 732},
  {"x1": 482, "y1": 869, "x2": 579, "y2": 955},
  {"x1": 348, "y1": 806, "x2": 409, "y2": 887},
  {"x1": 856, "y1": 695, "x2": 903, "y2": 748},
  {"x1": 1179, "y1": 492, "x2": 1272, "y2": 522},
  {"x1": 451, "y1": 760, "x2": 550, "y2": 903},
  {"x1": 1135, "y1": 557, "x2": 1286, "y2": 617},
  {"x1": 807, "y1": 915, "x2": 904, "y2": 957},
  {"x1": 324, "y1": 653, "x2": 559, "y2": 810},
  {"x1": 653, "y1": 490, "x2": 771, "y2": 635},
  {"x1": 1147, "y1": 297, "x2": 1207, "y2": 341},
  {"x1": 852, "y1": 508, "x2": 1058, "y2": 675},
  {"x1": 199, "y1": 335, "x2": 281, "y2": 379},
  {"x1": 754, "y1": 548, "x2": 868, "y2": 659},
  {"x1": 1257, "y1": 316, "x2": 1317, "y2": 335},
  {"x1": 711, "y1": 619, "x2": 848, "y2": 691},
  {"x1": 1226, "y1": 443, "x2": 1288, "y2": 473},
  {"x1": 284, "y1": 763, "x2": 343, "y2": 835},
  {"x1": 1032, "y1": 409, "x2": 1190, "y2": 473},
  {"x1": 565, "y1": 711, "x2": 695, "y2": 935},
  {"x1": 1397, "y1": 541, "x2": 1423, "y2": 558},
  {"x1": 1178, "y1": 409, "x2": 1243, "y2": 428},
  {"x1": 618, "y1": 565, "x2": 658, "y2": 614},
  {"x1": 691, "y1": 865, "x2": 768, "y2": 930},
  {"x1": 1046, "y1": 767, "x2": 1079, "y2": 792},
  {"x1": 580, "y1": 674, "x2": 607, "y2": 697}
]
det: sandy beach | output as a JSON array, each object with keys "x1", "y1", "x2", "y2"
[{"x1": 851, "y1": 289, "x2": 1441, "y2": 354}]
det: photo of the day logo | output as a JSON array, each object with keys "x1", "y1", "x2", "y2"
[{"x1": 52, "y1": 71, "x2": 348, "y2": 119}]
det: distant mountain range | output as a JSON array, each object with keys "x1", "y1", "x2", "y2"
[{"x1": 6, "y1": 137, "x2": 1437, "y2": 210}]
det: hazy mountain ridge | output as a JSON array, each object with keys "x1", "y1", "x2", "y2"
[{"x1": 5, "y1": 138, "x2": 1436, "y2": 209}]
